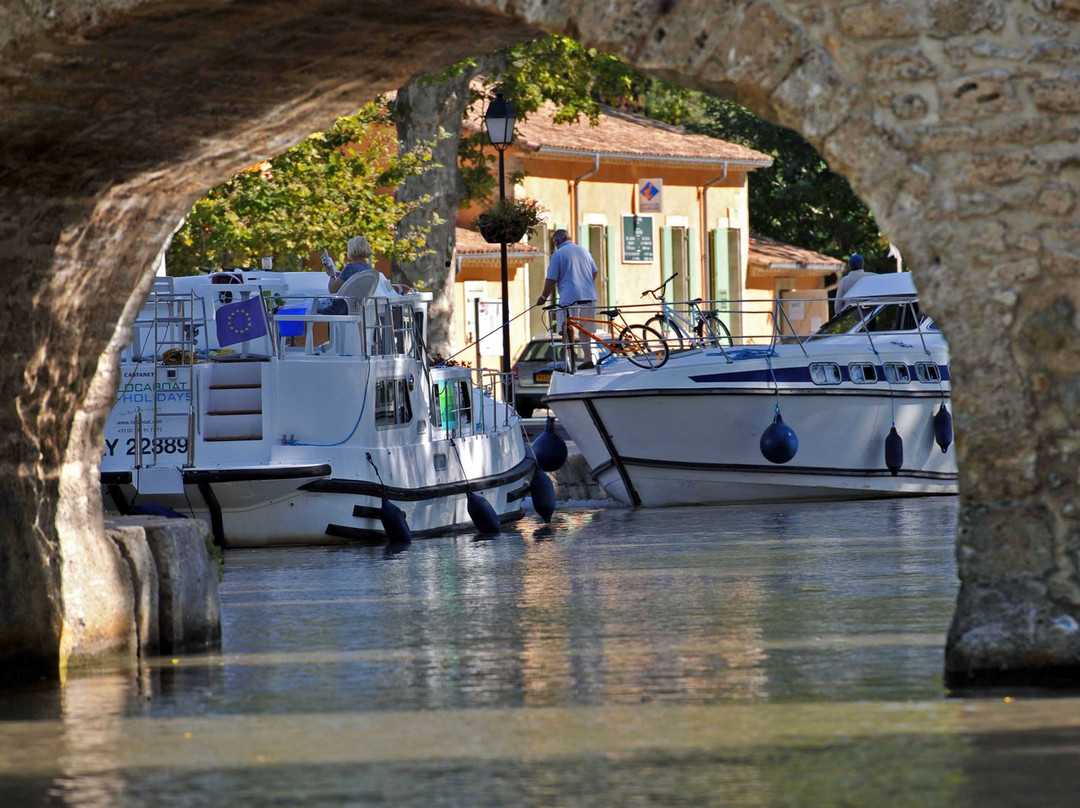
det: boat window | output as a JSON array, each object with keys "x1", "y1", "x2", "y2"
[
  {"x1": 391, "y1": 304, "x2": 415, "y2": 356},
  {"x1": 430, "y1": 383, "x2": 442, "y2": 427},
  {"x1": 456, "y1": 380, "x2": 472, "y2": 424},
  {"x1": 375, "y1": 378, "x2": 413, "y2": 427},
  {"x1": 849, "y1": 362, "x2": 877, "y2": 383},
  {"x1": 915, "y1": 362, "x2": 941, "y2": 383},
  {"x1": 810, "y1": 363, "x2": 842, "y2": 385},
  {"x1": 884, "y1": 363, "x2": 911, "y2": 383}
]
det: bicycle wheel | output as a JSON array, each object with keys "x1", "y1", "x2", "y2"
[
  {"x1": 645, "y1": 315, "x2": 686, "y2": 351},
  {"x1": 618, "y1": 324, "x2": 669, "y2": 369},
  {"x1": 696, "y1": 313, "x2": 733, "y2": 347}
]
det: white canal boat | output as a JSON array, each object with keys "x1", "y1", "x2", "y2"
[
  {"x1": 101, "y1": 269, "x2": 534, "y2": 546},
  {"x1": 544, "y1": 272, "x2": 957, "y2": 507}
]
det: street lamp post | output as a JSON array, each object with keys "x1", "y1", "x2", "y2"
[{"x1": 483, "y1": 92, "x2": 516, "y2": 395}]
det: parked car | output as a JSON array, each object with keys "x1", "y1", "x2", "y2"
[{"x1": 512, "y1": 335, "x2": 584, "y2": 418}]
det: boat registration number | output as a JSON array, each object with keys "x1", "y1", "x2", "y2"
[{"x1": 534, "y1": 371, "x2": 551, "y2": 383}]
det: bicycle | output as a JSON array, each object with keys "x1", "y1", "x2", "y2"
[
  {"x1": 641, "y1": 273, "x2": 733, "y2": 351},
  {"x1": 545, "y1": 300, "x2": 669, "y2": 370}
]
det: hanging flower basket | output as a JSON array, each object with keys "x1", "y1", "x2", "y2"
[{"x1": 476, "y1": 198, "x2": 544, "y2": 244}]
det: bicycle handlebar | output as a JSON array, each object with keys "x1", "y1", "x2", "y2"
[
  {"x1": 641, "y1": 272, "x2": 679, "y2": 299},
  {"x1": 544, "y1": 299, "x2": 594, "y2": 311}
]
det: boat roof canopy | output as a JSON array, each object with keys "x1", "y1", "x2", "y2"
[{"x1": 846, "y1": 271, "x2": 917, "y2": 300}]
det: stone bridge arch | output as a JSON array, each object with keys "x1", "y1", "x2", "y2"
[{"x1": 1, "y1": 0, "x2": 1077, "y2": 683}]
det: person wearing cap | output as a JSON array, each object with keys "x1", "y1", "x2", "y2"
[{"x1": 833, "y1": 253, "x2": 868, "y2": 315}]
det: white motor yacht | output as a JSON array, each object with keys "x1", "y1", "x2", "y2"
[
  {"x1": 545, "y1": 272, "x2": 957, "y2": 507},
  {"x1": 101, "y1": 268, "x2": 534, "y2": 546}
]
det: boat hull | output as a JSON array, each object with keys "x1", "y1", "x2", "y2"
[
  {"x1": 548, "y1": 376, "x2": 957, "y2": 508},
  {"x1": 103, "y1": 455, "x2": 533, "y2": 547}
]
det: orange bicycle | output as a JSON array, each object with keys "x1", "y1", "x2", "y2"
[{"x1": 545, "y1": 300, "x2": 669, "y2": 370}]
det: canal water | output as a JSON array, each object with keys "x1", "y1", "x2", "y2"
[{"x1": 3, "y1": 497, "x2": 1080, "y2": 806}]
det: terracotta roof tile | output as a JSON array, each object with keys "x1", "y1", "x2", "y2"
[
  {"x1": 455, "y1": 227, "x2": 539, "y2": 257},
  {"x1": 467, "y1": 101, "x2": 771, "y2": 167},
  {"x1": 748, "y1": 235, "x2": 844, "y2": 276}
]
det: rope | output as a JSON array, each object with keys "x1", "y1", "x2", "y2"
[{"x1": 437, "y1": 302, "x2": 543, "y2": 366}]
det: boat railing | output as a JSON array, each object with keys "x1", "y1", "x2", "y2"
[
  {"x1": 427, "y1": 367, "x2": 515, "y2": 441},
  {"x1": 555, "y1": 292, "x2": 929, "y2": 371},
  {"x1": 269, "y1": 295, "x2": 422, "y2": 360}
]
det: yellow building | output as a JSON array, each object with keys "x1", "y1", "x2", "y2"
[{"x1": 454, "y1": 102, "x2": 843, "y2": 364}]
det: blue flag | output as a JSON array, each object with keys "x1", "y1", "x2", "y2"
[{"x1": 216, "y1": 295, "x2": 268, "y2": 346}]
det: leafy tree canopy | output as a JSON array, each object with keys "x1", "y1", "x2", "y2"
[
  {"x1": 687, "y1": 97, "x2": 889, "y2": 268},
  {"x1": 166, "y1": 101, "x2": 443, "y2": 276}
]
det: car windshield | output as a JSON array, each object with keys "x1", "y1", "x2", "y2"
[{"x1": 519, "y1": 340, "x2": 584, "y2": 362}]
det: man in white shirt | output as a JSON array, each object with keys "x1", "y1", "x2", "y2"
[
  {"x1": 833, "y1": 253, "x2": 868, "y2": 315},
  {"x1": 536, "y1": 229, "x2": 599, "y2": 368}
]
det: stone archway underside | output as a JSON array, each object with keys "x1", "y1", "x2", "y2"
[{"x1": 1, "y1": 0, "x2": 1077, "y2": 683}]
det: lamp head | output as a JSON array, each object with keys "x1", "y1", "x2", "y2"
[{"x1": 484, "y1": 92, "x2": 516, "y2": 147}]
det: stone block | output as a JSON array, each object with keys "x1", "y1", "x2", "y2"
[
  {"x1": 105, "y1": 522, "x2": 160, "y2": 657},
  {"x1": 839, "y1": 2, "x2": 924, "y2": 38},
  {"x1": 551, "y1": 453, "x2": 612, "y2": 503},
  {"x1": 1031, "y1": 72, "x2": 1080, "y2": 112},
  {"x1": 957, "y1": 502, "x2": 1055, "y2": 580},
  {"x1": 928, "y1": 0, "x2": 1006, "y2": 38},
  {"x1": 869, "y1": 46, "x2": 939, "y2": 82},
  {"x1": 942, "y1": 69, "x2": 1022, "y2": 120},
  {"x1": 945, "y1": 577, "x2": 1080, "y2": 685},
  {"x1": 771, "y1": 47, "x2": 860, "y2": 139},
  {"x1": 127, "y1": 516, "x2": 221, "y2": 654}
]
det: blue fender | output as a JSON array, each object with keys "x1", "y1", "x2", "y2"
[
  {"x1": 467, "y1": 492, "x2": 501, "y2": 534},
  {"x1": 380, "y1": 497, "x2": 412, "y2": 544},
  {"x1": 530, "y1": 469, "x2": 557, "y2": 523}
]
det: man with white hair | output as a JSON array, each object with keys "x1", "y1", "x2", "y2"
[{"x1": 536, "y1": 229, "x2": 599, "y2": 368}]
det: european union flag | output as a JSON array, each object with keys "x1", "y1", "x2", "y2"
[{"x1": 216, "y1": 295, "x2": 268, "y2": 346}]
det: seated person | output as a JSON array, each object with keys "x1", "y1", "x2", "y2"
[
  {"x1": 318, "y1": 235, "x2": 377, "y2": 315},
  {"x1": 318, "y1": 235, "x2": 413, "y2": 314}
]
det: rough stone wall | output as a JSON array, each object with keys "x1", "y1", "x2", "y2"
[
  {"x1": 462, "y1": 0, "x2": 1080, "y2": 684},
  {"x1": 0, "y1": 0, "x2": 534, "y2": 679},
  {"x1": 1, "y1": 0, "x2": 1078, "y2": 683}
]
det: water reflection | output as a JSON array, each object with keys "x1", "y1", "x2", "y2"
[{"x1": 4, "y1": 497, "x2": 1080, "y2": 806}]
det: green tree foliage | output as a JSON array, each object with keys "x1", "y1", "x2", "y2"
[
  {"x1": 166, "y1": 101, "x2": 442, "y2": 276},
  {"x1": 687, "y1": 97, "x2": 888, "y2": 266}
]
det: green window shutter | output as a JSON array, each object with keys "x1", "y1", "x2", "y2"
[
  {"x1": 711, "y1": 228, "x2": 729, "y2": 300},
  {"x1": 578, "y1": 225, "x2": 590, "y2": 252},
  {"x1": 605, "y1": 225, "x2": 617, "y2": 306},
  {"x1": 711, "y1": 228, "x2": 732, "y2": 332},
  {"x1": 727, "y1": 229, "x2": 742, "y2": 300},
  {"x1": 687, "y1": 228, "x2": 700, "y2": 301},
  {"x1": 660, "y1": 227, "x2": 674, "y2": 304}
]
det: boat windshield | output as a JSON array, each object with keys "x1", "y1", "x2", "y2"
[
  {"x1": 810, "y1": 300, "x2": 922, "y2": 339},
  {"x1": 811, "y1": 305, "x2": 865, "y2": 337}
]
